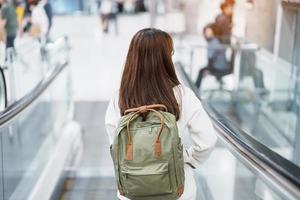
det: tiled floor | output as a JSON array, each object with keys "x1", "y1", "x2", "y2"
[{"x1": 60, "y1": 177, "x2": 118, "y2": 200}]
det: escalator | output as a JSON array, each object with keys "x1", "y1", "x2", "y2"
[
  {"x1": 56, "y1": 62, "x2": 300, "y2": 200},
  {"x1": 0, "y1": 37, "x2": 83, "y2": 200},
  {"x1": 57, "y1": 60, "x2": 300, "y2": 200},
  {"x1": 58, "y1": 177, "x2": 117, "y2": 200},
  {"x1": 173, "y1": 38, "x2": 300, "y2": 199},
  {"x1": 177, "y1": 63, "x2": 300, "y2": 200},
  {"x1": 57, "y1": 102, "x2": 118, "y2": 200}
]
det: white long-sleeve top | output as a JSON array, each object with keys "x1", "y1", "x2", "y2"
[
  {"x1": 105, "y1": 84, "x2": 218, "y2": 200},
  {"x1": 31, "y1": 1, "x2": 49, "y2": 37}
]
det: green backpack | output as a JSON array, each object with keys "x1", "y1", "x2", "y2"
[{"x1": 110, "y1": 104, "x2": 185, "y2": 200}]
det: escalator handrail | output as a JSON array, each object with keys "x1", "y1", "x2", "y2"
[
  {"x1": 0, "y1": 60, "x2": 68, "y2": 129},
  {"x1": 176, "y1": 63, "x2": 300, "y2": 199},
  {"x1": 0, "y1": 67, "x2": 8, "y2": 109}
]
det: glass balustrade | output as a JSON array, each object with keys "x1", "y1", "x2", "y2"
[
  {"x1": 195, "y1": 143, "x2": 284, "y2": 200},
  {"x1": 176, "y1": 39, "x2": 300, "y2": 200},
  {"x1": 176, "y1": 40, "x2": 300, "y2": 168},
  {"x1": 234, "y1": 48, "x2": 299, "y2": 166},
  {"x1": 5, "y1": 40, "x2": 44, "y2": 101},
  {"x1": 0, "y1": 38, "x2": 72, "y2": 200},
  {"x1": 4, "y1": 37, "x2": 69, "y2": 104}
]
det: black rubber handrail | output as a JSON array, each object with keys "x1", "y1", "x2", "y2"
[
  {"x1": 0, "y1": 61, "x2": 68, "y2": 129},
  {"x1": 176, "y1": 62, "x2": 300, "y2": 200},
  {"x1": 0, "y1": 67, "x2": 8, "y2": 109}
]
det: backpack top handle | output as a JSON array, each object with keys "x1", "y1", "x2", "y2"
[
  {"x1": 125, "y1": 107, "x2": 166, "y2": 161},
  {"x1": 124, "y1": 104, "x2": 168, "y2": 115}
]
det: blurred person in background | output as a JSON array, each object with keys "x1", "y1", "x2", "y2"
[
  {"x1": 124, "y1": 0, "x2": 135, "y2": 14},
  {"x1": 134, "y1": 0, "x2": 146, "y2": 13},
  {"x1": 195, "y1": 23, "x2": 231, "y2": 90},
  {"x1": 43, "y1": 0, "x2": 52, "y2": 34},
  {"x1": 0, "y1": 15, "x2": 5, "y2": 43},
  {"x1": 96, "y1": 0, "x2": 101, "y2": 8},
  {"x1": 116, "y1": 0, "x2": 124, "y2": 13},
  {"x1": 21, "y1": 0, "x2": 32, "y2": 35},
  {"x1": 0, "y1": 0, "x2": 18, "y2": 49},
  {"x1": 15, "y1": 1, "x2": 25, "y2": 30},
  {"x1": 225, "y1": 0, "x2": 235, "y2": 5},
  {"x1": 99, "y1": 0, "x2": 118, "y2": 34},
  {"x1": 214, "y1": 2, "x2": 233, "y2": 45},
  {"x1": 28, "y1": 0, "x2": 49, "y2": 39},
  {"x1": 0, "y1": 15, "x2": 6, "y2": 65}
]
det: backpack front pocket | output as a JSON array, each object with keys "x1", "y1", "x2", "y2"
[{"x1": 121, "y1": 162, "x2": 172, "y2": 197}]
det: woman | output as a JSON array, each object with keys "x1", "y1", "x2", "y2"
[{"x1": 105, "y1": 28, "x2": 217, "y2": 200}]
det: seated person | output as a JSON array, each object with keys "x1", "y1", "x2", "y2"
[{"x1": 195, "y1": 23, "x2": 232, "y2": 89}]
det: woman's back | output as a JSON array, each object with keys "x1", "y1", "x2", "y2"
[{"x1": 106, "y1": 86, "x2": 217, "y2": 200}]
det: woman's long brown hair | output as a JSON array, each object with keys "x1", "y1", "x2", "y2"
[{"x1": 119, "y1": 28, "x2": 181, "y2": 120}]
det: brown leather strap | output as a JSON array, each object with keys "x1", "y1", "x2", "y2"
[
  {"x1": 124, "y1": 104, "x2": 168, "y2": 115},
  {"x1": 125, "y1": 112, "x2": 139, "y2": 160},
  {"x1": 125, "y1": 108, "x2": 166, "y2": 160},
  {"x1": 177, "y1": 186, "x2": 184, "y2": 196}
]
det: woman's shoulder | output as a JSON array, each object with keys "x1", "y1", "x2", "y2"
[
  {"x1": 106, "y1": 90, "x2": 121, "y2": 120},
  {"x1": 109, "y1": 90, "x2": 119, "y2": 105},
  {"x1": 174, "y1": 84, "x2": 202, "y2": 109},
  {"x1": 173, "y1": 84, "x2": 195, "y2": 98}
]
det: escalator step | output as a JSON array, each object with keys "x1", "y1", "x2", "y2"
[{"x1": 59, "y1": 177, "x2": 118, "y2": 200}]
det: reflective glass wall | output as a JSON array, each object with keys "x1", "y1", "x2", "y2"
[
  {"x1": 292, "y1": 11, "x2": 300, "y2": 166},
  {"x1": 1, "y1": 68, "x2": 71, "y2": 200},
  {"x1": 175, "y1": 5, "x2": 300, "y2": 198},
  {"x1": 233, "y1": 9, "x2": 300, "y2": 168},
  {"x1": 0, "y1": 38, "x2": 72, "y2": 199}
]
